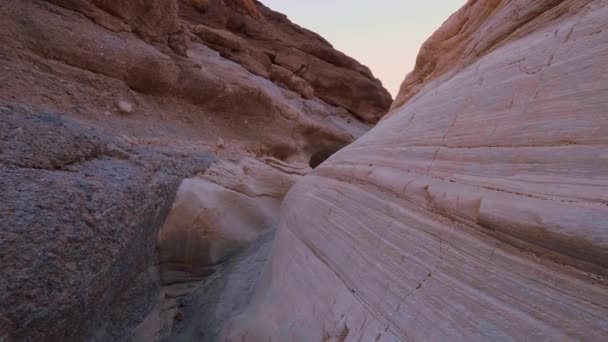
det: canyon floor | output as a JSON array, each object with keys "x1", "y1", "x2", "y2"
[{"x1": 1, "y1": 0, "x2": 607, "y2": 341}]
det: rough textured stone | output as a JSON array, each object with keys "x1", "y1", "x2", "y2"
[
  {"x1": 48, "y1": 0, "x2": 180, "y2": 40},
  {"x1": 270, "y1": 64, "x2": 315, "y2": 99},
  {"x1": 1, "y1": 0, "x2": 180, "y2": 94},
  {"x1": 0, "y1": 105, "x2": 214, "y2": 341},
  {"x1": 0, "y1": 0, "x2": 386, "y2": 340},
  {"x1": 230, "y1": 0, "x2": 608, "y2": 340},
  {"x1": 0, "y1": 0, "x2": 377, "y2": 165},
  {"x1": 180, "y1": 0, "x2": 393, "y2": 122}
]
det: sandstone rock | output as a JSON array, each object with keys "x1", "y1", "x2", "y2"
[
  {"x1": 230, "y1": 0, "x2": 608, "y2": 340},
  {"x1": 157, "y1": 157, "x2": 307, "y2": 282},
  {"x1": 180, "y1": 0, "x2": 392, "y2": 122},
  {"x1": 272, "y1": 45, "x2": 391, "y2": 123},
  {"x1": 391, "y1": 0, "x2": 590, "y2": 110},
  {"x1": 48, "y1": 0, "x2": 180, "y2": 41},
  {"x1": 191, "y1": 0, "x2": 210, "y2": 13},
  {"x1": 270, "y1": 64, "x2": 314, "y2": 99},
  {"x1": 169, "y1": 27, "x2": 191, "y2": 56},
  {"x1": 179, "y1": 42, "x2": 367, "y2": 164},
  {"x1": 0, "y1": 0, "x2": 377, "y2": 166},
  {"x1": 192, "y1": 24, "x2": 272, "y2": 77},
  {"x1": 1, "y1": 0, "x2": 180, "y2": 94},
  {"x1": 134, "y1": 156, "x2": 307, "y2": 341},
  {"x1": 0, "y1": 0, "x2": 386, "y2": 340},
  {"x1": 193, "y1": 24, "x2": 245, "y2": 51}
]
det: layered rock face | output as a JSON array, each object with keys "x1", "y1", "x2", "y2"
[
  {"x1": 179, "y1": 0, "x2": 392, "y2": 122},
  {"x1": 0, "y1": 0, "x2": 390, "y2": 167},
  {"x1": 158, "y1": 157, "x2": 307, "y2": 282},
  {"x1": 231, "y1": 0, "x2": 608, "y2": 340},
  {"x1": 0, "y1": 0, "x2": 390, "y2": 340}
]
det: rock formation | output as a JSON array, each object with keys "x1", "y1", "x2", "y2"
[
  {"x1": 0, "y1": 106, "x2": 214, "y2": 341},
  {"x1": 179, "y1": 0, "x2": 393, "y2": 122},
  {"x1": 0, "y1": 0, "x2": 389, "y2": 167},
  {"x1": 158, "y1": 157, "x2": 307, "y2": 283},
  {"x1": 0, "y1": 0, "x2": 390, "y2": 340},
  {"x1": 3, "y1": 0, "x2": 607, "y2": 340},
  {"x1": 230, "y1": 0, "x2": 608, "y2": 340}
]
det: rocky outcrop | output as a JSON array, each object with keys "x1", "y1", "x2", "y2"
[
  {"x1": 158, "y1": 157, "x2": 307, "y2": 284},
  {"x1": 231, "y1": 0, "x2": 608, "y2": 340},
  {"x1": 136, "y1": 157, "x2": 307, "y2": 340},
  {"x1": 179, "y1": 0, "x2": 393, "y2": 122},
  {"x1": 392, "y1": 0, "x2": 590, "y2": 110},
  {"x1": 0, "y1": 105, "x2": 214, "y2": 341},
  {"x1": 0, "y1": 0, "x2": 389, "y2": 340},
  {"x1": 48, "y1": 0, "x2": 181, "y2": 41},
  {"x1": 0, "y1": 0, "x2": 383, "y2": 165}
]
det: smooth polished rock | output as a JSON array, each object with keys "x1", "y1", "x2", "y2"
[{"x1": 230, "y1": 1, "x2": 608, "y2": 340}]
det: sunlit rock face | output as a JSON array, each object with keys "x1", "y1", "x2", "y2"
[{"x1": 229, "y1": 0, "x2": 608, "y2": 340}]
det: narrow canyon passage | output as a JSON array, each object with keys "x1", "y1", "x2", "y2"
[{"x1": 1, "y1": 0, "x2": 607, "y2": 341}]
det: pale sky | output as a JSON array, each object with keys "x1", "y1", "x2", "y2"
[{"x1": 261, "y1": 1, "x2": 465, "y2": 98}]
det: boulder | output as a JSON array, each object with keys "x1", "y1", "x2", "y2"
[{"x1": 157, "y1": 157, "x2": 307, "y2": 283}]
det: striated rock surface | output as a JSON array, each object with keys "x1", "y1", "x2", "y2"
[
  {"x1": 0, "y1": 0, "x2": 388, "y2": 340},
  {"x1": 135, "y1": 157, "x2": 307, "y2": 341},
  {"x1": 231, "y1": 0, "x2": 608, "y2": 340},
  {"x1": 158, "y1": 157, "x2": 307, "y2": 283},
  {"x1": 392, "y1": 0, "x2": 592, "y2": 110},
  {"x1": 0, "y1": 0, "x2": 388, "y2": 167},
  {"x1": 179, "y1": 0, "x2": 393, "y2": 122}
]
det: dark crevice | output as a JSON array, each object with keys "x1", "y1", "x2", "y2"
[{"x1": 309, "y1": 144, "x2": 346, "y2": 168}]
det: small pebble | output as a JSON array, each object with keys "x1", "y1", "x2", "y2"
[{"x1": 116, "y1": 100, "x2": 133, "y2": 114}]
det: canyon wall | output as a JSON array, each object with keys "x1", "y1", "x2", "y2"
[
  {"x1": 0, "y1": 0, "x2": 391, "y2": 166},
  {"x1": 230, "y1": 0, "x2": 608, "y2": 340},
  {"x1": 0, "y1": 0, "x2": 391, "y2": 340}
]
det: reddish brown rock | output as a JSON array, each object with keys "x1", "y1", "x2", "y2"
[
  {"x1": 270, "y1": 64, "x2": 314, "y2": 99},
  {"x1": 0, "y1": 0, "x2": 374, "y2": 165},
  {"x1": 49, "y1": 0, "x2": 180, "y2": 40},
  {"x1": 179, "y1": 0, "x2": 393, "y2": 122}
]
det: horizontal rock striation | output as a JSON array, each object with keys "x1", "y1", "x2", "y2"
[
  {"x1": 180, "y1": 0, "x2": 393, "y2": 122},
  {"x1": 0, "y1": 0, "x2": 388, "y2": 166},
  {"x1": 0, "y1": 0, "x2": 389, "y2": 340},
  {"x1": 231, "y1": 0, "x2": 608, "y2": 340}
]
